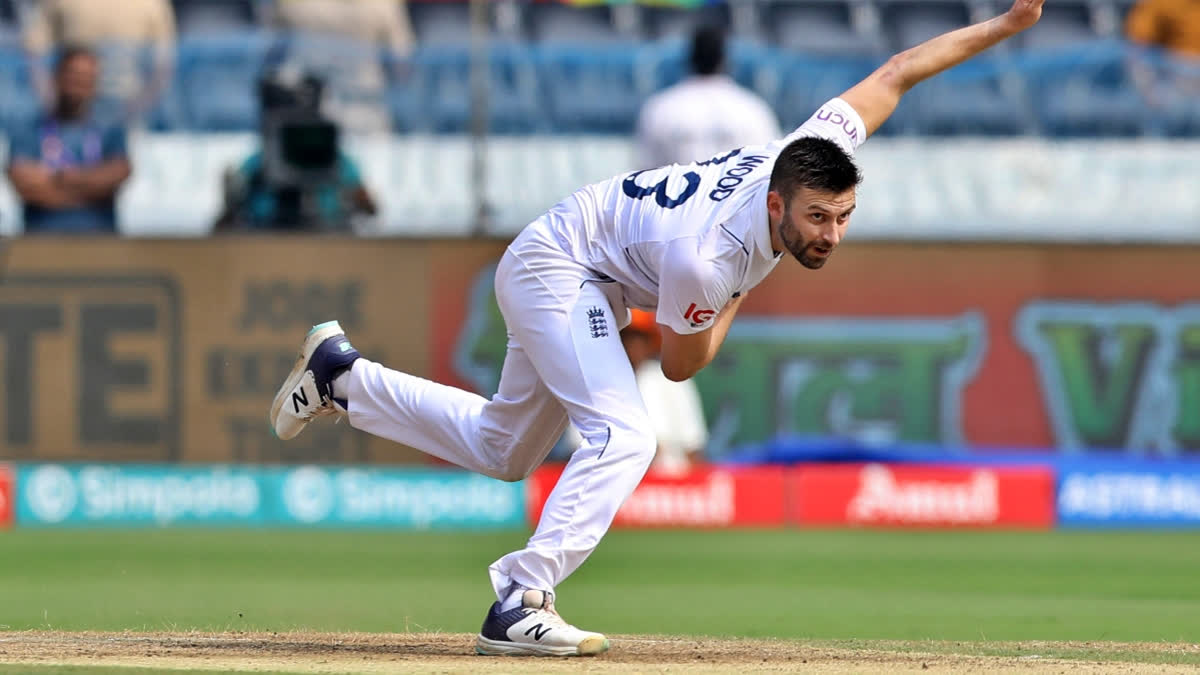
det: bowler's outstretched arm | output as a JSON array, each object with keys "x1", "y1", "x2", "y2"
[{"x1": 839, "y1": 0, "x2": 1045, "y2": 137}]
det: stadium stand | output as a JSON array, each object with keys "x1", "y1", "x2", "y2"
[
  {"x1": 173, "y1": 0, "x2": 260, "y2": 35},
  {"x1": 0, "y1": 0, "x2": 1192, "y2": 137}
]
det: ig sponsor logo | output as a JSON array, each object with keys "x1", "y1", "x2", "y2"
[
  {"x1": 683, "y1": 302, "x2": 715, "y2": 328},
  {"x1": 26, "y1": 465, "x2": 77, "y2": 523},
  {"x1": 283, "y1": 466, "x2": 336, "y2": 523}
]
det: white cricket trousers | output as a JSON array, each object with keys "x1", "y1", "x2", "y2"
[{"x1": 344, "y1": 203, "x2": 656, "y2": 601}]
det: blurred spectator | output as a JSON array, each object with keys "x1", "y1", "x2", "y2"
[
  {"x1": 1125, "y1": 0, "x2": 1200, "y2": 57},
  {"x1": 23, "y1": 0, "x2": 176, "y2": 125},
  {"x1": 636, "y1": 25, "x2": 781, "y2": 168},
  {"x1": 214, "y1": 66, "x2": 377, "y2": 232},
  {"x1": 269, "y1": 0, "x2": 416, "y2": 134},
  {"x1": 564, "y1": 310, "x2": 709, "y2": 474},
  {"x1": 1124, "y1": 0, "x2": 1200, "y2": 113},
  {"x1": 6, "y1": 46, "x2": 131, "y2": 233}
]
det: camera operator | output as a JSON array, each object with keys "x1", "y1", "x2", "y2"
[{"x1": 214, "y1": 66, "x2": 377, "y2": 233}]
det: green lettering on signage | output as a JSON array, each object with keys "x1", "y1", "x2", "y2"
[
  {"x1": 696, "y1": 321, "x2": 981, "y2": 448},
  {"x1": 1175, "y1": 324, "x2": 1200, "y2": 450},
  {"x1": 452, "y1": 264, "x2": 985, "y2": 453},
  {"x1": 1016, "y1": 303, "x2": 1172, "y2": 451},
  {"x1": 1036, "y1": 322, "x2": 1153, "y2": 448}
]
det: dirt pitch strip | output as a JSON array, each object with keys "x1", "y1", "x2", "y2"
[{"x1": 2, "y1": 632, "x2": 1198, "y2": 674}]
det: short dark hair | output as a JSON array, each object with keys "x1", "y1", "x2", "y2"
[
  {"x1": 689, "y1": 25, "x2": 725, "y2": 76},
  {"x1": 55, "y1": 44, "x2": 97, "y2": 74},
  {"x1": 768, "y1": 136, "x2": 862, "y2": 201}
]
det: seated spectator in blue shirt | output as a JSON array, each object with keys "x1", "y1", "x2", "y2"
[{"x1": 6, "y1": 46, "x2": 132, "y2": 233}]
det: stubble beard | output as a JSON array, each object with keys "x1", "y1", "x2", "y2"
[{"x1": 779, "y1": 210, "x2": 829, "y2": 270}]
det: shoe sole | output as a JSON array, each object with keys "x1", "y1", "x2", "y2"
[
  {"x1": 268, "y1": 321, "x2": 345, "y2": 441},
  {"x1": 474, "y1": 634, "x2": 609, "y2": 657}
]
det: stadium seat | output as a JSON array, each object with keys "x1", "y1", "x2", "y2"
[
  {"x1": 767, "y1": 1, "x2": 882, "y2": 58},
  {"x1": 1041, "y1": 85, "x2": 1147, "y2": 137},
  {"x1": 411, "y1": 2, "x2": 474, "y2": 44},
  {"x1": 1161, "y1": 98, "x2": 1200, "y2": 137},
  {"x1": 177, "y1": 32, "x2": 275, "y2": 131},
  {"x1": 145, "y1": 74, "x2": 187, "y2": 131},
  {"x1": 410, "y1": 1, "x2": 526, "y2": 45},
  {"x1": 1019, "y1": 43, "x2": 1148, "y2": 136},
  {"x1": 912, "y1": 70, "x2": 1035, "y2": 135},
  {"x1": 880, "y1": 0, "x2": 971, "y2": 50},
  {"x1": 384, "y1": 52, "x2": 426, "y2": 134},
  {"x1": 1018, "y1": 2, "x2": 1096, "y2": 49},
  {"x1": 772, "y1": 52, "x2": 879, "y2": 132},
  {"x1": 415, "y1": 44, "x2": 543, "y2": 134},
  {"x1": 876, "y1": 1, "x2": 1035, "y2": 135},
  {"x1": 640, "y1": 5, "x2": 732, "y2": 41},
  {"x1": 528, "y1": 4, "x2": 623, "y2": 44},
  {"x1": 174, "y1": 0, "x2": 257, "y2": 34},
  {"x1": 536, "y1": 44, "x2": 646, "y2": 133}
]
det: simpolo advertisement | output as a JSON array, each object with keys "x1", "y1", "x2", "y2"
[{"x1": 14, "y1": 464, "x2": 526, "y2": 529}]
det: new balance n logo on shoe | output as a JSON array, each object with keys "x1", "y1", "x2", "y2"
[
  {"x1": 291, "y1": 386, "x2": 309, "y2": 413},
  {"x1": 524, "y1": 623, "x2": 551, "y2": 641},
  {"x1": 587, "y1": 307, "x2": 608, "y2": 339}
]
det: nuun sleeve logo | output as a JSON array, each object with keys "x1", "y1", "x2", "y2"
[{"x1": 815, "y1": 106, "x2": 860, "y2": 145}]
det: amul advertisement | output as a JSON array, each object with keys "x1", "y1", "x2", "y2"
[{"x1": 438, "y1": 243, "x2": 1200, "y2": 456}]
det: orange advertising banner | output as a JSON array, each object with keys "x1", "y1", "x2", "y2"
[
  {"x1": 434, "y1": 243, "x2": 1200, "y2": 455},
  {"x1": 4, "y1": 238, "x2": 1200, "y2": 462}
]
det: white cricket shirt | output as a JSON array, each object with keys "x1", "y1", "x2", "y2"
[
  {"x1": 635, "y1": 74, "x2": 783, "y2": 169},
  {"x1": 537, "y1": 97, "x2": 867, "y2": 335}
]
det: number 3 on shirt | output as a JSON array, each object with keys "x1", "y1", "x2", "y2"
[
  {"x1": 621, "y1": 169, "x2": 700, "y2": 209},
  {"x1": 621, "y1": 148, "x2": 740, "y2": 209}
]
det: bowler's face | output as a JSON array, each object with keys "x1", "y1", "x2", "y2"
[{"x1": 773, "y1": 186, "x2": 856, "y2": 269}]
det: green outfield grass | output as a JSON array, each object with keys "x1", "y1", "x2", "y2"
[{"x1": 1, "y1": 529, "x2": 1197, "y2": 642}]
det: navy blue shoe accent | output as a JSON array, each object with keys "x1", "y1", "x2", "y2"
[
  {"x1": 306, "y1": 333, "x2": 359, "y2": 405},
  {"x1": 480, "y1": 602, "x2": 531, "y2": 642}
]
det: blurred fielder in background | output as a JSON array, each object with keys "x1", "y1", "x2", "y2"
[
  {"x1": 636, "y1": 24, "x2": 782, "y2": 169},
  {"x1": 270, "y1": 0, "x2": 1046, "y2": 657}
]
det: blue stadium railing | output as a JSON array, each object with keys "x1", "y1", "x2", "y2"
[{"x1": 0, "y1": 34, "x2": 1195, "y2": 137}]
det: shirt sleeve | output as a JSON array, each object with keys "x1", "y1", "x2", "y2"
[
  {"x1": 656, "y1": 237, "x2": 736, "y2": 335},
  {"x1": 776, "y1": 97, "x2": 868, "y2": 156}
]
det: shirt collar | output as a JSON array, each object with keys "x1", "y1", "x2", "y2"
[{"x1": 749, "y1": 185, "x2": 780, "y2": 263}]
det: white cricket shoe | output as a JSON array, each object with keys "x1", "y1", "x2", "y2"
[
  {"x1": 475, "y1": 589, "x2": 610, "y2": 657},
  {"x1": 269, "y1": 320, "x2": 360, "y2": 440}
]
